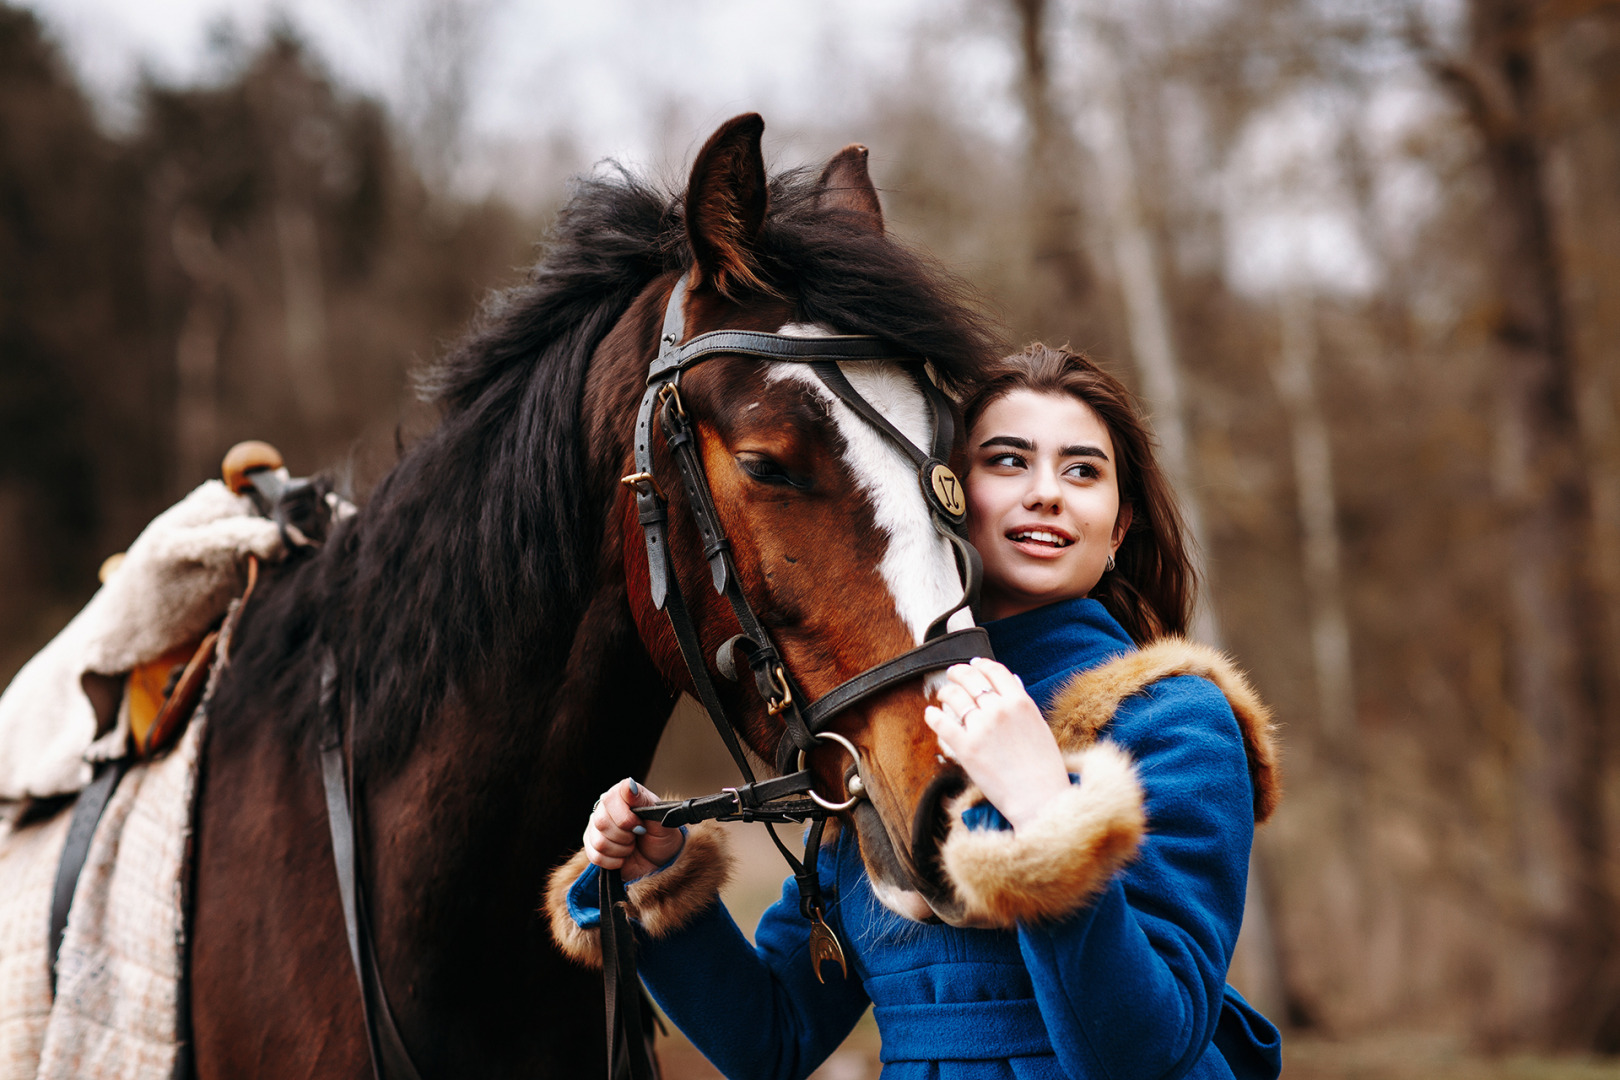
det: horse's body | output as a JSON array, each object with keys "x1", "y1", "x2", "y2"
[{"x1": 187, "y1": 115, "x2": 995, "y2": 1077}]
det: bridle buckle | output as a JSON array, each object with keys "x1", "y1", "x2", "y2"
[
  {"x1": 619, "y1": 471, "x2": 665, "y2": 500},
  {"x1": 656, "y1": 381, "x2": 687, "y2": 421},
  {"x1": 764, "y1": 663, "x2": 794, "y2": 717}
]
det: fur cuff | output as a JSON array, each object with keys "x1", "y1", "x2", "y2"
[
  {"x1": 939, "y1": 743, "x2": 1145, "y2": 928},
  {"x1": 1047, "y1": 637, "x2": 1282, "y2": 824},
  {"x1": 544, "y1": 820, "x2": 734, "y2": 968}
]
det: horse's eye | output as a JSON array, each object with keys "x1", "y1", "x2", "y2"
[{"x1": 737, "y1": 453, "x2": 806, "y2": 489}]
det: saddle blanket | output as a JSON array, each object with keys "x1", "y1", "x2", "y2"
[{"x1": 0, "y1": 717, "x2": 203, "y2": 1080}]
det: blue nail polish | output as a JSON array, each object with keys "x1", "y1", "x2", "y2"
[
  {"x1": 628, "y1": 779, "x2": 640, "y2": 796},
  {"x1": 632, "y1": 825, "x2": 647, "y2": 835}
]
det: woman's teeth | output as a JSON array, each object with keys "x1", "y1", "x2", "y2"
[{"x1": 1009, "y1": 529, "x2": 1073, "y2": 547}]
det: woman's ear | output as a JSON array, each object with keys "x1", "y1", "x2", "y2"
[{"x1": 1111, "y1": 502, "x2": 1134, "y2": 549}]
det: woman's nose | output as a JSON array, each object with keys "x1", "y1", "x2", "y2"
[{"x1": 1023, "y1": 463, "x2": 1062, "y2": 508}]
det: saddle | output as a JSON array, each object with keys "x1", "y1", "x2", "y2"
[{"x1": 0, "y1": 441, "x2": 347, "y2": 994}]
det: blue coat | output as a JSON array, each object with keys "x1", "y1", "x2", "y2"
[{"x1": 552, "y1": 598, "x2": 1283, "y2": 1080}]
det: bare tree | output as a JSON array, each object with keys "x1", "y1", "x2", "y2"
[
  {"x1": 1008, "y1": 0, "x2": 1095, "y2": 338},
  {"x1": 1414, "y1": 0, "x2": 1617, "y2": 1048},
  {"x1": 399, "y1": 0, "x2": 496, "y2": 199},
  {"x1": 1269, "y1": 287, "x2": 1355, "y2": 743}
]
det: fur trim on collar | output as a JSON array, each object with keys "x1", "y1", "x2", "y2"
[
  {"x1": 544, "y1": 820, "x2": 733, "y2": 969},
  {"x1": 1046, "y1": 636, "x2": 1281, "y2": 824}
]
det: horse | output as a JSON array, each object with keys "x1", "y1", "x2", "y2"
[{"x1": 187, "y1": 113, "x2": 998, "y2": 1078}]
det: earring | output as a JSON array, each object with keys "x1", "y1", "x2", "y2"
[{"x1": 1105, "y1": 552, "x2": 1116, "y2": 572}]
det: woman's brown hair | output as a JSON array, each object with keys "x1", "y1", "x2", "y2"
[{"x1": 960, "y1": 343, "x2": 1197, "y2": 643}]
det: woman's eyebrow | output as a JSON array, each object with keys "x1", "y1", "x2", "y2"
[
  {"x1": 978, "y1": 435, "x2": 1110, "y2": 461},
  {"x1": 978, "y1": 435, "x2": 1033, "y2": 451}
]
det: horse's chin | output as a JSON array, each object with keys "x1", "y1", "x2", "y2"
[
  {"x1": 849, "y1": 773, "x2": 969, "y2": 925},
  {"x1": 867, "y1": 880, "x2": 939, "y2": 922}
]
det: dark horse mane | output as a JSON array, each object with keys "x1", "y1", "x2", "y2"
[{"x1": 207, "y1": 163, "x2": 998, "y2": 776}]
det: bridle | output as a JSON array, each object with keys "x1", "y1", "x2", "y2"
[
  {"x1": 603, "y1": 272, "x2": 993, "y2": 1079},
  {"x1": 315, "y1": 270, "x2": 993, "y2": 1080}
]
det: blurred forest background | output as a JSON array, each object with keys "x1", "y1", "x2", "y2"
[{"x1": 2, "y1": 0, "x2": 1618, "y2": 1075}]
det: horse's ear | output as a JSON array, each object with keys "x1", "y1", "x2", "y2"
[
  {"x1": 813, "y1": 144, "x2": 883, "y2": 234},
  {"x1": 686, "y1": 113, "x2": 771, "y2": 298}
]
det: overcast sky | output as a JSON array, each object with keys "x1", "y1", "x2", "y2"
[
  {"x1": 22, "y1": 0, "x2": 1022, "y2": 191},
  {"x1": 20, "y1": 0, "x2": 1406, "y2": 296}
]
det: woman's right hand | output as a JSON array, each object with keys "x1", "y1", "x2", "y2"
[{"x1": 584, "y1": 778, "x2": 685, "y2": 882}]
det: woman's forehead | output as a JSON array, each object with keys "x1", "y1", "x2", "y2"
[{"x1": 968, "y1": 390, "x2": 1113, "y2": 455}]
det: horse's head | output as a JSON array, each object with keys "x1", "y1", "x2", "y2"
[{"x1": 615, "y1": 114, "x2": 997, "y2": 923}]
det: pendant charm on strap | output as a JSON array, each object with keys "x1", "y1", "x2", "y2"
[{"x1": 807, "y1": 905, "x2": 847, "y2": 983}]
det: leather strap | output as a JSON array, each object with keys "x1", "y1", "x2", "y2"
[
  {"x1": 599, "y1": 868, "x2": 658, "y2": 1080},
  {"x1": 637, "y1": 771, "x2": 820, "y2": 829},
  {"x1": 318, "y1": 661, "x2": 425, "y2": 1080},
  {"x1": 48, "y1": 757, "x2": 129, "y2": 996},
  {"x1": 649, "y1": 330, "x2": 899, "y2": 382},
  {"x1": 799, "y1": 628, "x2": 990, "y2": 733}
]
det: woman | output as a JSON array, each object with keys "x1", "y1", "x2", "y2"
[{"x1": 548, "y1": 344, "x2": 1283, "y2": 1079}]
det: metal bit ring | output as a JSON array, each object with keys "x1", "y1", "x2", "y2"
[{"x1": 797, "y1": 730, "x2": 864, "y2": 812}]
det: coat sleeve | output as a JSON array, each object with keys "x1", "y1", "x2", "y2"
[
  {"x1": 561, "y1": 839, "x2": 870, "y2": 1080},
  {"x1": 1016, "y1": 675, "x2": 1257, "y2": 1080}
]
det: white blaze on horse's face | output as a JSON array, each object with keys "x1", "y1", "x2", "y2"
[{"x1": 769, "y1": 325, "x2": 972, "y2": 680}]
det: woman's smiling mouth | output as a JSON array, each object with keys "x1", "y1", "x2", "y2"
[{"x1": 1007, "y1": 527, "x2": 1075, "y2": 551}]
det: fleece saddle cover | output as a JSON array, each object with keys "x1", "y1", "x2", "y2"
[{"x1": 0, "y1": 480, "x2": 279, "y2": 801}]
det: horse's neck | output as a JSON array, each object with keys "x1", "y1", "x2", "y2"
[{"x1": 358, "y1": 567, "x2": 672, "y2": 1001}]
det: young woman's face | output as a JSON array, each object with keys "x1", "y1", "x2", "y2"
[{"x1": 965, "y1": 390, "x2": 1131, "y2": 622}]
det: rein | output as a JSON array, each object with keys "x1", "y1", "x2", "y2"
[{"x1": 604, "y1": 272, "x2": 992, "y2": 1079}]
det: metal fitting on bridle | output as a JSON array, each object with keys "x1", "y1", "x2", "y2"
[{"x1": 799, "y1": 730, "x2": 863, "y2": 812}]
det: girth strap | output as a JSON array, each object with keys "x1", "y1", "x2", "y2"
[{"x1": 318, "y1": 661, "x2": 425, "y2": 1080}]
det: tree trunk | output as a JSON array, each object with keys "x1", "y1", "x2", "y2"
[
  {"x1": 1269, "y1": 288, "x2": 1355, "y2": 744},
  {"x1": 274, "y1": 200, "x2": 336, "y2": 429},
  {"x1": 170, "y1": 211, "x2": 225, "y2": 491},
  {"x1": 1008, "y1": 0, "x2": 1094, "y2": 335},
  {"x1": 1438, "y1": 0, "x2": 1615, "y2": 1048}
]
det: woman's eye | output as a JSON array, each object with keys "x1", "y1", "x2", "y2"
[
  {"x1": 738, "y1": 454, "x2": 805, "y2": 488},
  {"x1": 1065, "y1": 462, "x2": 1101, "y2": 481},
  {"x1": 986, "y1": 453, "x2": 1025, "y2": 469}
]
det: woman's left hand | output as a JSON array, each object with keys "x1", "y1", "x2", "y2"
[{"x1": 925, "y1": 657, "x2": 1073, "y2": 831}]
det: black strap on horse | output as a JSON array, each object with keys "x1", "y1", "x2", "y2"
[
  {"x1": 318, "y1": 658, "x2": 427, "y2": 1080},
  {"x1": 47, "y1": 757, "x2": 130, "y2": 997},
  {"x1": 604, "y1": 271, "x2": 993, "y2": 1080}
]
